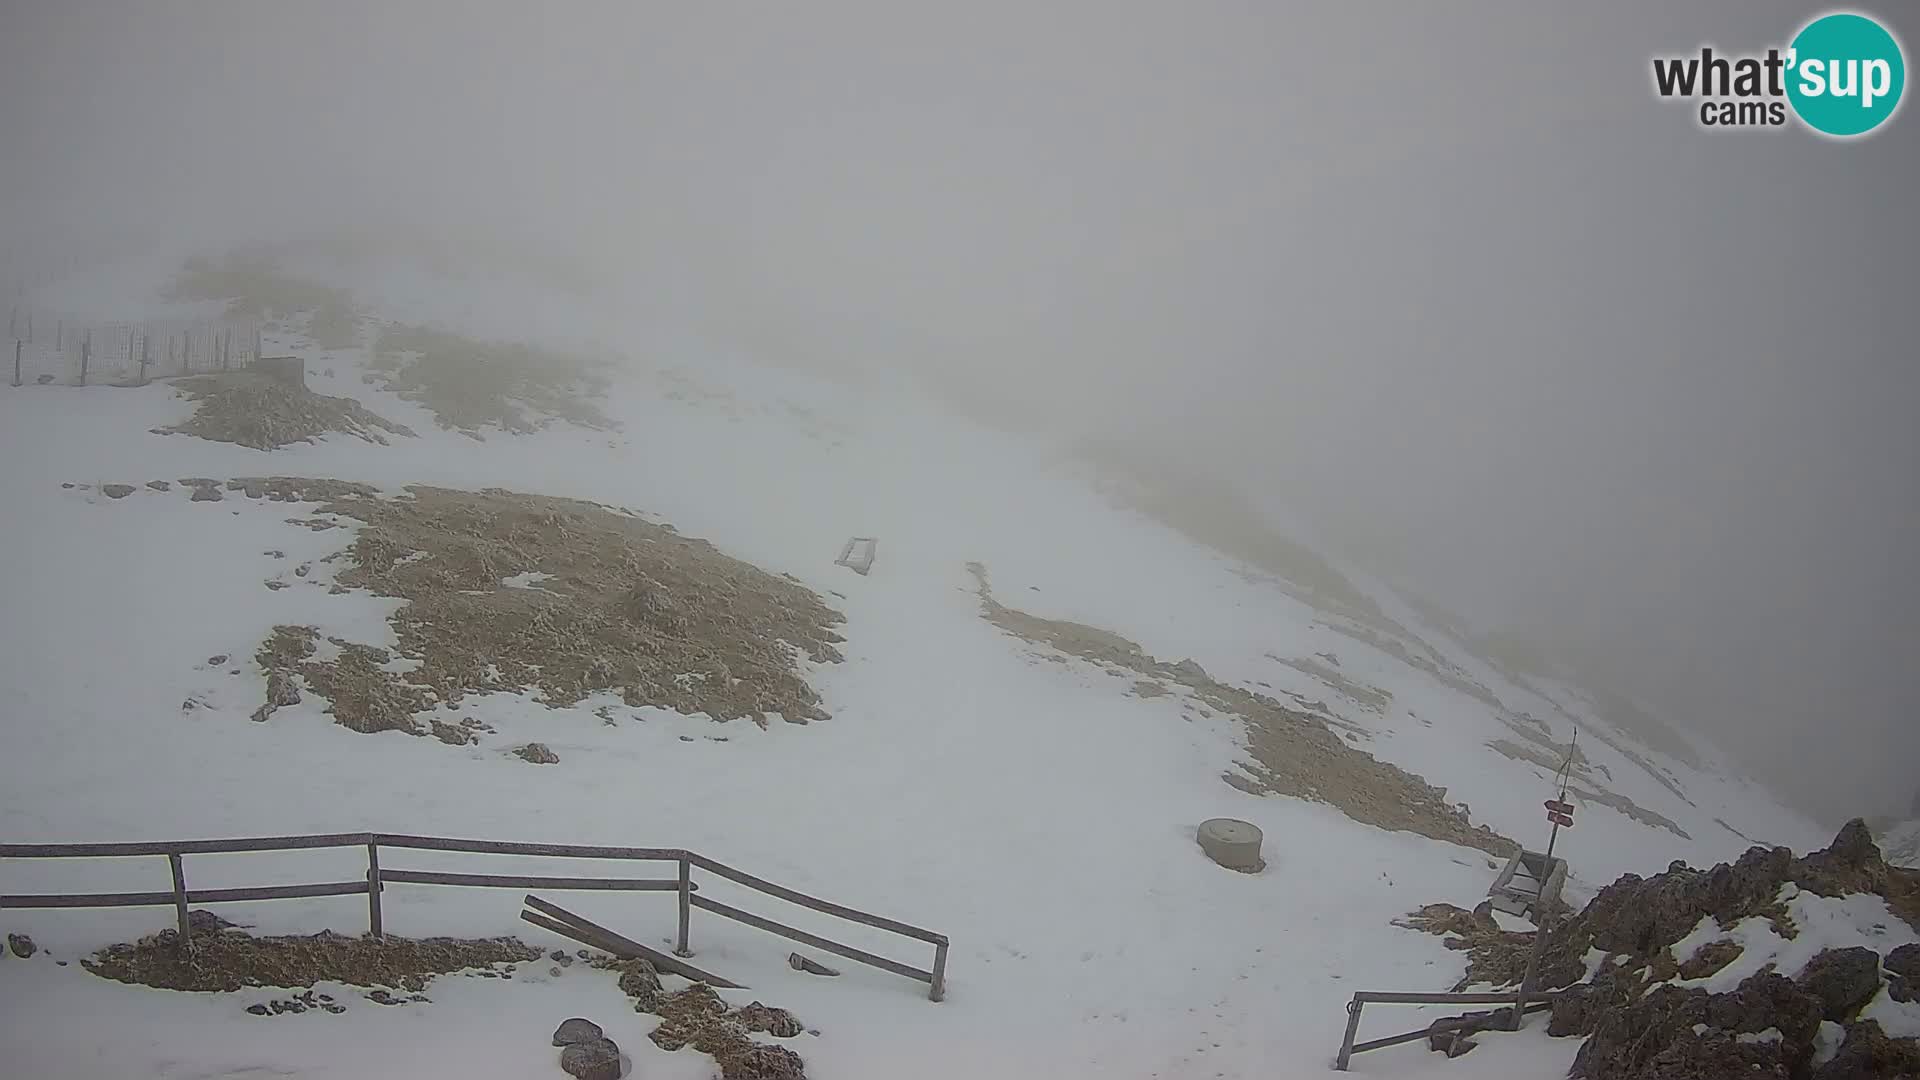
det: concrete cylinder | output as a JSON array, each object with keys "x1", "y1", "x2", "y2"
[{"x1": 1197, "y1": 818, "x2": 1264, "y2": 872}]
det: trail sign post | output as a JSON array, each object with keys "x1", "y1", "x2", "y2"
[{"x1": 1511, "y1": 729, "x2": 1578, "y2": 1030}]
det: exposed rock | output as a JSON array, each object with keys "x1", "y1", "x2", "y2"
[
  {"x1": 552, "y1": 1017, "x2": 604, "y2": 1046},
  {"x1": 515, "y1": 742, "x2": 559, "y2": 765},
  {"x1": 551, "y1": 950, "x2": 574, "y2": 966},
  {"x1": 429, "y1": 720, "x2": 474, "y2": 746},
  {"x1": 9, "y1": 933, "x2": 36, "y2": 958},
  {"x1": 559, "y1": 1037, "x2": 622, "y2": 1080},
  {"x1": 37, "y1": 373, "x2": 54, "y2": 384},
  {"x1": 266, "y1": 671, "x2": 301, "y2": 708},
  {"x1": 208, "y1": 654, "x2": 229, "y2": 666},
  {"x1": 246, "y1": 1003, "x2": 270, "y2": 1016},
  {"x1": 1886, "y1": 944, "x2": 1920, "y2": 1004},
  {"x1": 1796, "y1": 947, "x2": 1884, "y2": 1022},
  {"x1": 250, "y1": 704, "x2": 275, "y2": 723},
  {"x1": 1169, "y1": 658, "x2": 1209, "y2": 680},
  {"x1": 1812, "y1": 1019, "x2": 1920, "y2": 1079},
  {"x1": 735, "y1": 1001, "x2": 804, "y2": 1038},
  {"x1": 102, "y1": 484, "x2": 135, "y2": 499},
  {"x1": 147, "y1": 480, "x2": 171, "y2": 491},
  {"x1": 716, "y1": 1043, "x2": 806, "y2": 1080},
  {"x1": 1550, "y1": 962, "x2": 1644, "y2": 1037},
  {"x1": 1679, "y1": 939, "x2": 1745, "y2": 980},
  {"x1": 190, "y1": 485, "x2": 224, "y2": 502},
  {"x1": 617, "y1": 959, "x2": 662, "y2": 1009}
]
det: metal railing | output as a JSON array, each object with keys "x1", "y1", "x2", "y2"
[
  {"x1": 0, "y1": 831, "x2": 948, "y2": 1001},
  {"x1": 1332, "y1": 989, "x2": 1558, "y2": 1070}
]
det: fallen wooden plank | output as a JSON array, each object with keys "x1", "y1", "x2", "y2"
[
  {"x1": 789, "y1": 952, "x2": 840, "y2": 977},
  {"x1": 521, "y1": 894, "x2": 745, "y2": 988}
]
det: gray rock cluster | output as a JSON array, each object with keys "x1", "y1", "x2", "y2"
[{"x1": 553, "y1": 1018, "x2": 621, "y2": 1080}]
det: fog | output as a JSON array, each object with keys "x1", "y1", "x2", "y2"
[{"x1": 4, "y1": 2, "x2": 1915, "y2": 824}]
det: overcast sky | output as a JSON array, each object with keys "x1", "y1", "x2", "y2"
[{"x1": 3, "y1": 2, "x2": 1915, "y2": 823}]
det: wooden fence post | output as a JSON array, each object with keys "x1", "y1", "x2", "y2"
[
  {"x1": 13, "y1": 339, "x2": 21, "y2": 386},
  {"x1": 56, "y1": 320, "x2": 62, "y2": 351},
  {"x1": 79, "y1": 330, "x2": 90, "y2": 386},
  {"x1": 168, "y1": 853, "x2": 190, "y2": 941},
  {"x1": 366, "y1": 842, "x2": 384, "y2": 938},
  {"x1": 140, "y1": 331, "x2": 151, "y2": 384},
  {"x1": 676, "y1": 856, "x2": 693, "y2": 957},
  {"x1": 183, "y1": 329, "x2": 191, "y2": 374},
  {"x1": 930, "y1": 941, "x2": 948, "y2": 1002},
  {"x1": 254, "y1": 326, "x2": 262, "y2": 365}
]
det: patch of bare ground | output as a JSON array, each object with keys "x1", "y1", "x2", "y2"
[
  {"x1": 369, "y1": 323, "x2": 613, "y2": 436},
  {"x1": 83, "y1": 921, "x2": 538, "y2": 993},
  {"x1": 156, "y1": 372, "x2": 415, "y2": 450},
  {"x1": 165, "y1": 255, "x2": 362, "y2": 349},
  {"x1": 964, "y1": 562, "x2": 1515, "y2": 857},
  {"x1": 598, "y1": 958, "x2": 809, "y2": 1080},
  {"x1": 1487, "y1": 738, "x2": 1690, "y2": 839},
  {"x1": 249, "y1": 481, "x2": 843, "y2": 738}
]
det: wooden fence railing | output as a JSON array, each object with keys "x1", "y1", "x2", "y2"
[{"x1": 0, "y1": 832, "x2": 948, "y2": 1001}]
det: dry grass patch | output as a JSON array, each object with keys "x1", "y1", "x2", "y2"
[
  {"x1": 84, "y1": 922, "x2": 538, "y2": 994},
  {"x1": 157, "y1": 372, "x2": 414, "y2": 450},
  {"x1": 250, "y1": 481, "x2": 843, "y2": 738},
  {"x1": 370, "y1": 323, "x2": 613, "y2": 436},
  {"x1": 966, "y1": 562, "x2": 1515, "y2": 857}
]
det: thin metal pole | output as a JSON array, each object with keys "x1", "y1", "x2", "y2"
[
  {"x1": 366, "y1": 842, "x2": 383, "y2": 938},
  {"x1": 1334, "y1": 995, "x2": 1364, "y2": 1071},
  {"x1": 675, "y1": 856, "x2": 692, "y2": 957},
  {"x1": 168, "y1": 853, "x2": 191, "y2": 941},
  {"x1": 13, "y1": 339, "x2": 21, "y2": 386},
  {"x1": 79, "y1": 330, "x2": 90, "y2": 386}
]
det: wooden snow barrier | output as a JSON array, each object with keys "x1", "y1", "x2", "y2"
[
  {"x1": 835, "y1": 536, "x2": 877, "y2": 575},
  {"x1": 0, "y1": 832, "x2": 949, "y2": 1001}
]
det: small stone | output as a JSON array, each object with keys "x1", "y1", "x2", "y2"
[
  {"x1": 247, "y1": 1004, "x2": 270, "y2": 1016},
  {"x1": 577, "y1": 949, "x2": 592, "y2": 960},
  {"x1": 322, "y1": 1003, "x2": 346, "y2": 1014},
  {"x1": 102, "y1": 484, "x2": 135, "y2": 499},
  {"x1": 207, "y1": 654, "x2": 229, "y2": 666},
  {"x1": 559, "y1": 1037, "x2": 622, "y2": 1080},
  {"x1": 551, "y1": 949, "x2": 574, "y2": 965},
  {"x1": 190, "y1": 486, "x2": 223, "y2": 502},
  {"x1": 251, "y1": 703, "x2": 275, "y2": 723},
  {"x1": 61, "y1": 482, "x2": 74, "y2": 488},
  {"x1": 8, "y1": 933, "x2": 35, "y2": 958},
  {"x1": 551, "y1": 966, "x2": 564, "y2": 977},
  {"x1": 553, "y1": 1017, "x2": 605, "y2": 1046},
  {"x1": 515, "y1": 742, "x2": 559, "y2": 764},
  {"x1": 147, "y1": 480, "x2": 171, "y2": 491},
  {"x1": 295, "y1": 564, "x2": 310, "y2": 578}
]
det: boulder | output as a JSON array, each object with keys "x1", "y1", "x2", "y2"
[
  {"x1": 102, "y1": 484, "x2": 135, "y2": 499},
  {"x1": 146, "y1": 480, "x2": 171, "y2": 491},
  {"x1": 552, "y1": 1017, "x2": 604, "y2": 1046},
  {"x1": 190, "y1": 485, "x2": 223, "y2": 503},
  {"x1": 1796, "y1": 947, "x2": 1884, "y2": 1021},
  {"x1": 7, "y1": 933, "x2": 36, "y2": 958},
  {"x1": 559, "y1": 1037, "x2": 622, "y2": 1080}
]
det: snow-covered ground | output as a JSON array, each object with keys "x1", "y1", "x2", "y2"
[{"x1": 0, "y1": 258, "x2": 1832, "y2": 1078}]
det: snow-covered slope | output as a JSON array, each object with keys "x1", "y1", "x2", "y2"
[{"x1": 0, "y1": 257, "x2": 1830, "y2": 1079}]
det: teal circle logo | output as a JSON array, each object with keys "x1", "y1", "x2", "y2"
[{"x1": 1787, "y1": 13, "x2": 1906, "y2": 137}]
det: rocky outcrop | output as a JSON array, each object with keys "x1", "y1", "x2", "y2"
[
  {"x1": 516, "y1": 743, "x2": 560, "y2": 765},
  {"x1": 1521, "y1": 821, "x2": 1920, "y2": 1078}
]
